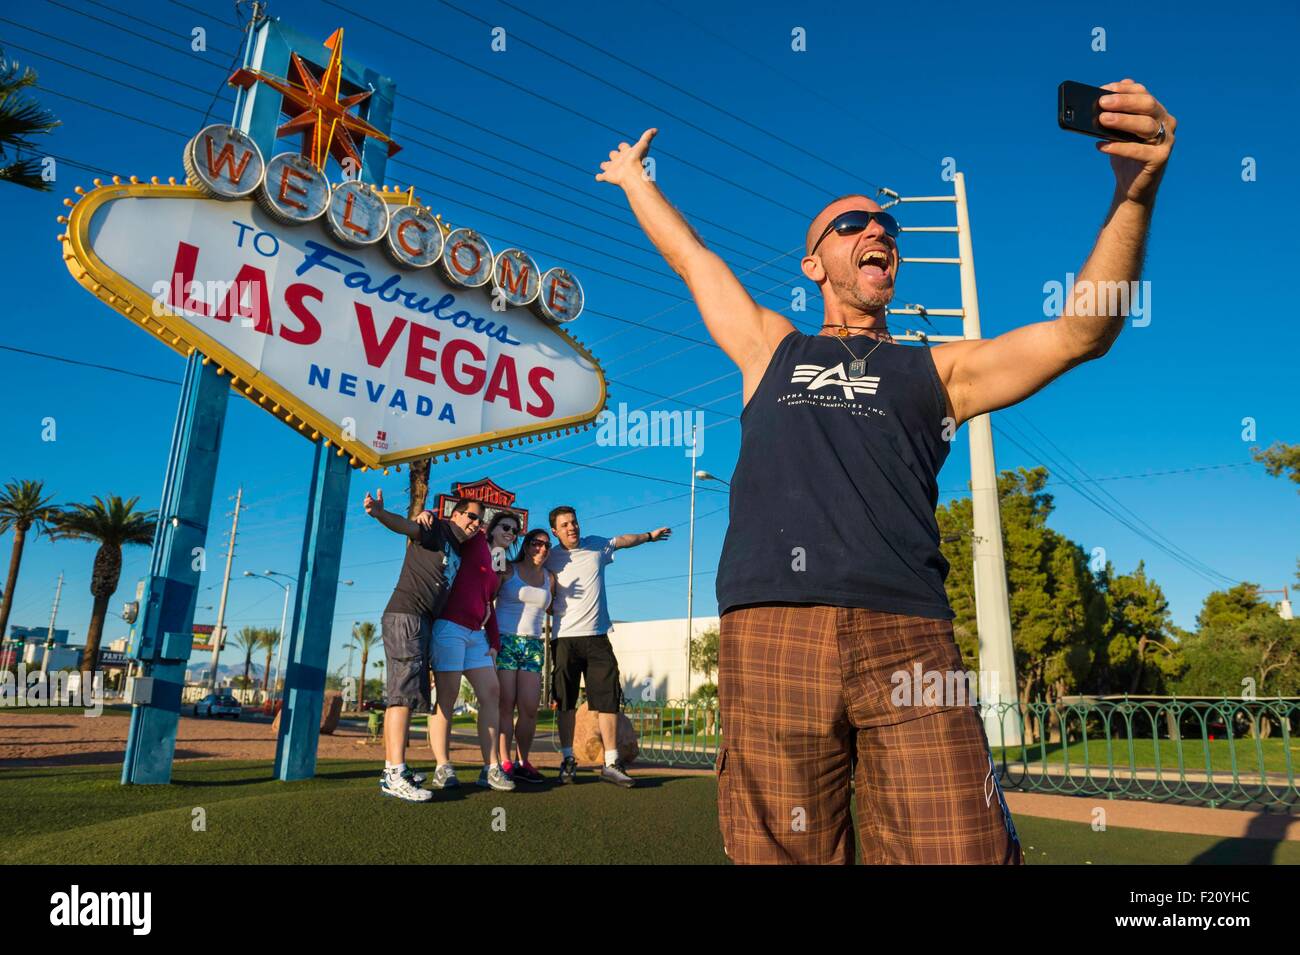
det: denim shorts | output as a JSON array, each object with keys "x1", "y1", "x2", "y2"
[
  {"x1": 381, "y1": 612, "x2": 432, "y2": 711},
  {"x1": 432, "y1": 618, "x2": 495, "y2": 672}
]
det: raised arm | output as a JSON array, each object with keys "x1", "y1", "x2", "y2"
[
  {"x1": 933, "y1": 80, "x2": 1176, "y2": 425},
  {"x1": 612, "y1": 527, "x2": 671, "y2": 550},
  {"x1": 363, "y1": 488, "x2": 421, "y2": 541},
  {"x1": 598, "y1": 129, "x2": 794, "y2": 402}
]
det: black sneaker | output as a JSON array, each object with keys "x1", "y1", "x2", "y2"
[
  {"x1": 513, "y1": 760, "x2": 545, "y2": 784},
  {"x1": 558, "y1": 755, "x2": 578, "y2": 784},
  {"x1": 599, "y1": 760, "x2": 635, "y2": 788}
]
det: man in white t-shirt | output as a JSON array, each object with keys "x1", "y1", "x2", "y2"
[{"x1": 545, "y1": 505, "x2": 670, "y2": 787}]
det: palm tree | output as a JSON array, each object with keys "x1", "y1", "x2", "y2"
[
  {"x1": 407, "y1": 459, "x2": 431, "y2": 519},
  {"x1": 0, "y1": 480, "x2": 60, "y2": 643},
  {"x1": 233, "y1": 626, "x2": 261, "y2": 688},
  {"x1": 50, "y1": 496, "x2": 156, "y2": 670},
  {"x1": 0, "y1": 51, "x2": 61, "y2": 191},
  {"x1": 260, "y1": 627, "x2": 280, "y2": 691},
  {"x1": 346, "y1": 621, "x2": 381, "y2": 709}
]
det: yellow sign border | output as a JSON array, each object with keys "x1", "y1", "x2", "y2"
[{"x1": 60, "y1": 181, "x2": 608, "y2": 471}]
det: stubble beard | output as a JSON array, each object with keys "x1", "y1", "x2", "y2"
[{"x1": 828, "y1": 264, "x2": 894, "y2": 314}]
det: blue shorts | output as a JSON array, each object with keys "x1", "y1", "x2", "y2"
[{"x1": 432, "y1": 618, "x2": 494, "y2": 672}]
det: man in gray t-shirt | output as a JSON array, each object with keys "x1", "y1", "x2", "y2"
[{"x1": 545, "y1": 505, "x2": 669, "y2": 788}]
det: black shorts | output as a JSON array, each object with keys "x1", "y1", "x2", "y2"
[
  {"x1": 551, "y1": 635, "x2": 622, "y2": 713},
  {"x1": 381, "y1": 612, "x2": 432, "y2": 711}
]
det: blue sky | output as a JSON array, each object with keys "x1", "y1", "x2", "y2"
[{"x1": 1, "y1": 0, "x2": 1297, "y2": 682}]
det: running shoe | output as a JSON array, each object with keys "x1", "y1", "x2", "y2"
[
  {"x1": 513, "y1": 760, "x2": 545, "y2": 784},
  {"x1": 380, "y1": 769, "x2": 433, "y2": 802},
  {"x1": 478, "y1": 765, "x2": 517, "y2": 792},
  {"x1": 599, "y1": 760, "x2": 635, "y2": 789},
  {"x1": 558, "y1": 755, "x2": 578, "y2": 784},
  {"x1": 429, "y1": 764, "x2": 460, "y2": 789},
  {"x1": 403, "y1": 767, "x2": 427, "y2": 785}
]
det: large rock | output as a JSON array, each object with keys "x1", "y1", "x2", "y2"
[
  {"x1": 269, "y1": 691, "x2": 343, "y2": 736},
  {"x1": 572, "y1": 703, "x2": 639, "y2": 765}
]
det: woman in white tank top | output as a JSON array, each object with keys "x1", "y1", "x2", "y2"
[{"x1": 494, "y1": 527, "x2": 555, "y2": 783}]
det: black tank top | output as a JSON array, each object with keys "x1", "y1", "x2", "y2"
[{"x1": 715, "y1": 330, "x2": 954, "y2": 620}]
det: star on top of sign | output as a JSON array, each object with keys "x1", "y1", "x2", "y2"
[{"x1": 228, "y1": 28, "x2": 400, "y2": 173}]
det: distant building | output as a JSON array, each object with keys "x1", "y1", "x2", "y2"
[
  {"x1": 607, "y1": 616, "x2": 719, "y2": 702},
  {"x1": 22, "y1": 643, "x2": 82, "y2": 671}
]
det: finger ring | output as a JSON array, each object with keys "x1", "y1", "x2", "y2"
[{"x1": 1148, "y1": 119, "x2": 1167, "y2": 146}]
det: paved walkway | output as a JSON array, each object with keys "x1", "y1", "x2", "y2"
[{"x1": 1004, "y1": 791, "x2": 1300, "y2": 841}]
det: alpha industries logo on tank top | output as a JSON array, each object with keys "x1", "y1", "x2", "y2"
[{"x1": 779, "y1": 360, "x2": 887, "y2": 419}]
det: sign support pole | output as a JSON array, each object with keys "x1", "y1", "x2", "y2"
[
  {"x1": 121, "y1": 354, "x2": 229, "y2": 784},
  {"x1": 273, "y1": 443, "x2": 352, "y2": 780}
]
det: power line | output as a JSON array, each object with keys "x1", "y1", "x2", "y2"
[
  {"x1": 435, "y1": 0, "x2": 854, "y2": 197},
  {"x1": 489, "y1": 0, "x2": 885, "y2": 189},
  {"x1": 25, "y1": 4, "x2": 808, "y2": 270},
  {"x1": 316, "y1": 0, "x2": 817, "y2": 219},
  {"x1": 652, "y1": 0, "x2": 942, "y2": 172},
  {"x1": 1011, "y1": 412, "x2": 1239, "y2": 586},
  {"x1": 990, "y1": 421, "x2": 1239, "y2": 588}
]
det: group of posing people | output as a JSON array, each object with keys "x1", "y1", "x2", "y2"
[{"x1": 364, "y1": 488, "x2": 669, "y2": 802}]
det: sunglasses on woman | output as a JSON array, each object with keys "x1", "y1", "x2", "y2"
[
  {"x1": 810, "y1": 210, "x2": 900, "y2": 254},
  {"x1": 527, "y1": 539, "x2": 550, "y2": 549}
]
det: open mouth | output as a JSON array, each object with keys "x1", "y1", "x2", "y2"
[{"x1": 858, "y1": 248, "x2": 892, "y2": 281}]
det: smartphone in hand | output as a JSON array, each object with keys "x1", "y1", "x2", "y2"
[{"x1": 1058, "y1": 80, "x2": 1147, "y2": 143}]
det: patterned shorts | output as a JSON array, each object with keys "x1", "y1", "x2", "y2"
[
  {"x1": 496, "y1": 633, "x2": 543, "y2": 673},
  {"x1": 716, "y1": 604, "x2": 1023, "y2": 865}
]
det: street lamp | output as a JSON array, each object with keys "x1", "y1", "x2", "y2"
[
  {"x1": 243, "y1": 570, "x2": 353, "y2": 704},
  {"x1": 686, "y1": 451, "x2": 731, "y2": 706}
]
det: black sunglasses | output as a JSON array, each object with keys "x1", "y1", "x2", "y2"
[{"x1": 810, "y1": 210, "x2": 900, "y2": 254}]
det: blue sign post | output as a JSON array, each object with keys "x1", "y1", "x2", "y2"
[
  {"x1": 120, "y1": 14, "x2": 396, "y2": 784},
  {"x1": 122, "y1": 354, "x2": 229, "y2": 784}
]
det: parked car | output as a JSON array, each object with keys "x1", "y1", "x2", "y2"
[{"x1": 193, "y1": 692, "x2": 242, "y2": 719}]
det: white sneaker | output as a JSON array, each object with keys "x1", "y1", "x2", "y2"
[
  {"x1": 380, "y1": 769, "x2": 433, "y2": 802},
  {"x1": 429, "y1": 764, "x2": 460, "y2": 789}
]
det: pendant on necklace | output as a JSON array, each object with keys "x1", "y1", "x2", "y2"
[{"x1": 849, "y1": 359, "x2": 866, "y2": 377}]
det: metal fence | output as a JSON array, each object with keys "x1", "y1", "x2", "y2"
[{"x1": 628, "y1": 695, "x2": 1300, "y2": 811}]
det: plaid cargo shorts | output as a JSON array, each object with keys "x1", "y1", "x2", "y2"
[{"x1": 715, "y1": 604, "x2": 1023, "y2": 865}]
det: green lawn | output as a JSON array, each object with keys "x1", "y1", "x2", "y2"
[
  {"x1": 992, "y1": 737, "x2": 1299, "y2": 775},
  {"x1": 3, "y1": 704, "x2": 132, "y2": 717},
  {"x1": 2, "y1": 760, "x2": 1297, "y2": 865}
]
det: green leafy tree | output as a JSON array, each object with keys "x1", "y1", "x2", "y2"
[
  {"x1": 1195, "y1": 583, "x2": 1272, "y2": 633},
  {"x1": 345, "y1": 621, "x2": 381, "y2": 709},
  {"x1": 1251, "y1": 442, "x2": 1300, "y2": 492},
  {"x1": 50, "y1": 495, "x2": 155, "y2": 670},
  {"x1": 232, "y1": 626, "x2": 261, "y2": 688},
  {"x1": 0, "y1": 480, "x2": 59, "y2": 644},
  {"x1": 690, "y1": 624, "x2": 719, "y2": 683},
  {"x1": 259, "y1": 627, "x2": 279, "y2": 691},
  {"x1": 1095, "y1": 561, "x2": 1183, "y2": 694},
  {"x1": 0, "y1": 52, "x2": 61, "y2": 191},
  {"x1": 939, "y1": 467, "x2": 1108, "y2": 741}
]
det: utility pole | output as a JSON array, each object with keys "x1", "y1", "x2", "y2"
[
  {"x1": 953, "y1": 173, "x2": 1020, "y2": 746},
  {"x1": 879, "y1": 174, "x2": 1020, "y2": 747},
  {"x1": 208, "y1": 487, "x2": 244, "y2": 691},
  {"x1": 40, "y1": 571, "x2": 64, "y2": 679},
  {"x1": 685, "y1": 424, "x2": 697, "y2": 704}
]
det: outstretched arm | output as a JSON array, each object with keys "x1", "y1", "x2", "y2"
[
  {"x1": 934, "y1": 80, "x2": 1176, "y2": 425},
  {"x1": 363, "y1": 489, "x2": 421, "y2": 541},
  {"x1": 612, "y1": 527, "x2": 671, "y2": 550},
  {"x1": 598, "y1": 130, "x2": 794, "y2": 402}
]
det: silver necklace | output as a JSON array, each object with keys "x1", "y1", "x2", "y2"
[{"x1": 832, "y1": 333, "x2": 888, "y2": 378}]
